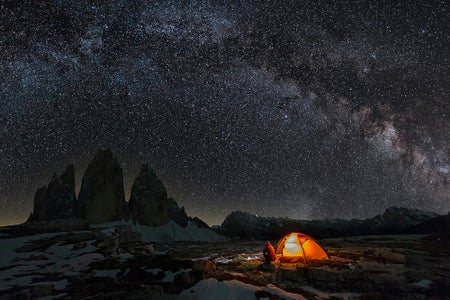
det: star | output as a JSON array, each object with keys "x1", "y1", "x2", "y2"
[{"x1": 0, "y1": 0, "x2": 449, "y2": 226}]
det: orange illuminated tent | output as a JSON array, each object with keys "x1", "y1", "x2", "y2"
[{"x1": 275, "y1": 232, "x2": 328, "y2": 263}]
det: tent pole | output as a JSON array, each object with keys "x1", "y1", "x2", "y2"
[{"x1": 300, "y1": 239, "x2": 307, "y2": 263}]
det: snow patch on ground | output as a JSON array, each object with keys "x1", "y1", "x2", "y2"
[
  {"x1": 46, "y1": 239, "x2": 97, "y2": 259},
  {"x1": 180, "y1": 278, "x2": 259, "y2": 300},
  {"x1": 30, "y1": 279, "x2": 68, "y2": 290},
  {"x1": 0, "y1": 267, "x2": 38, "y2": 291},
  {"x1": 44, "y1": 252, "x2": 105, "y2": 275},
  {"x1": 0, "y1": 232, "x2": 74, "y2": 291},
  {"x1": 0, "y1": 232, "x2": 65, "y2": 266},
  {"x1": 0, "y1": 231, "x2": 104, "y2": 292},
  {"x1": 213, "y1": 256, "x2": 233, "y2": 264},
  {"x1": 180, "y1": 278, "x2": 307, "y2": 300},
  {"x1": 233, "y1": 252, "x2": 262, "y2": 261},
  {"x1": 244, "y1": 255, "x2": 261, "y2": 261},
  {"x1": 145, "y1": 268, "x2": 163, "y2": 275},
  {"x1": 412, "y1": 279, "x2": 433, "y2": 289},
  {"x1": 94, "y1": 269, "x2": 121, "y2": 278},
  {"x1": 117, "y1": 253, "x2": 134, "y2": 262}
]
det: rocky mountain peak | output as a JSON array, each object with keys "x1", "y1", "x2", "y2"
[
  {"x1": 78, "y1": 148, "x2": 127, "y2": 224},
  {"x1": 95, "y1": 147, "x2": 114, "y2": 158},
  {"x1": 381, "y1": 206, "x2": 439, "y2": 228},
  {"x1": 167, "y1": 197, "x2": 189, "y2": 227},
  {"x1": 128, "y1": 164, "x2": 169, "y2": 226},
  {"x1": 29, "y1": 165, "x2": 77, "y2": 221},
  {"x1": 60, "y1": 164, "x2": 75, "y2": 190},
  {"x1": 218, "y1": 207, "x2": 442, "y2": 239},
  {"x1": 139, "y1": 164, "x2": 152, "y2": 176},
  {"x1": 27, "y1": 149, "x2": 211, "y2": 229}
]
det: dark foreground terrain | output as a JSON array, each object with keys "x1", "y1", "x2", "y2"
[{"x1": 1, "y1": 225, "x2": 449, "y2": 299}]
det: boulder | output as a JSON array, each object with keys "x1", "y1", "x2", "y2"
[
  {"x1": 78, "y1": 148, "x2": 127, "y2": 224},
  {"x1": 128, "y1": 165, "x2": 169, "y2": 226},
  {"x1": 140, "y1": 285, "x2": 164, "y2": 296},
  {"x1": 192, "y1": 260, "x2": 217, "y2": 277},
  {"x1": 29, "y1": 165, "x2": 77, "y2": 221},
  {"x1": 173, "y1": 270, "x2": 203, "y2": 293}
]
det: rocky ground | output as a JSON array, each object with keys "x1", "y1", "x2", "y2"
[{"x1": 1, "y1": 226, "x2": 449, "y2": 299}]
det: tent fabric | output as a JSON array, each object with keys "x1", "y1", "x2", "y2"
[{"x1": 275, "y1": 232, "x2": 328, "y2": 263}]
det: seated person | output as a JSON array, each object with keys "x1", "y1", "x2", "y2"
[{"x1": 263, "y1": 240, "x2": 276, "y2": 263}]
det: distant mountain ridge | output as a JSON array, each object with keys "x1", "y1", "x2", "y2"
[
  {"x1": 217, "y1": 207, "x2": 442, "y2": 239},
  {"x1": 27, "y1": 148, "x2": 209, "y2": 231},
  {"x1": 24, "y1": 148, "x2": 446, "y2": 240}
]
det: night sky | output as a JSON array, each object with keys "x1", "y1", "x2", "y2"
[{"x1": 1, "y1": 0, "x2": 449, "y2": 226}]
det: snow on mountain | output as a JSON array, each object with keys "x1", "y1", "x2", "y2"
[{"x1": 93, "y1": 220, "x2": 225, "y2": 242}]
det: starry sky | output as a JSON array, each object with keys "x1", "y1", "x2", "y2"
[{"x1": 1, "y1": 0, "x2": 449, "y2": 226}]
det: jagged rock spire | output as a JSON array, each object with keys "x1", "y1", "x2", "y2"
[
  {"x1": 78, "y1": 148, "x2": 127, "y2": 224},
  {"x1": 167, "y1": 197, "x2": 189, "y2": 228},
  {"x1": 30, "y1": 165, "x2": 77, "y2": 221},
  {"x1": 128, "y1": 164, "x2": 169, "y2": 226},
  {"x1": 27, "y1": 149, "x2": 212, "y2": 229}
]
